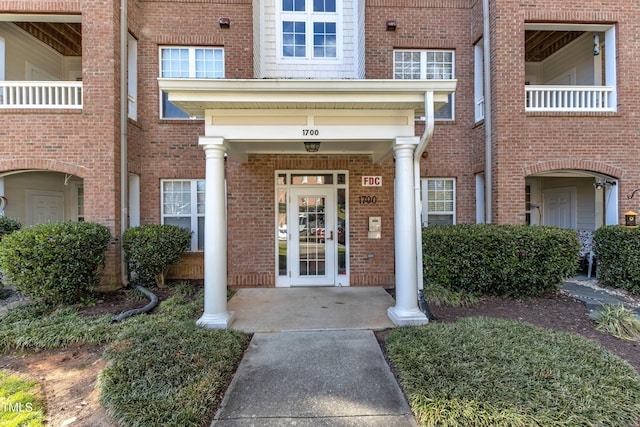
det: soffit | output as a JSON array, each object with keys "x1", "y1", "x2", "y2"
[{"x1": 525, "y1": 30, "x2": 584, "y2": 62}]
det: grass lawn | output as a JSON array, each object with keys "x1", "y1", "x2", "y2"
[
  {"x1": 0, "y1": 371, "x2": 46, "y2": 427},
  {"x1": 385, "y1": 317, "x2": 640, "y2": 427},
  {"x1": 0, "y1": 287, "x2": 249, "y2": 427}
]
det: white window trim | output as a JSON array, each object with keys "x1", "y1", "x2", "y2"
[
  {"x1": 276, "y1": 0, "x2": 343, "y2": 64},
  {"x1": 161, "y1": 179, "x2": 205, "y2": 252},
  {"x1": 393, "y1": 49, "x2": 455, "y2": 121},
  {"x1": 421, "y1": 178, "x2": 456, "y2": 226},
  {"x1": 158, "y1": 46, "x2": 225, "y2": 120}
]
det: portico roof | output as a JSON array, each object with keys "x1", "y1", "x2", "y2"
[
  {"x1": 157, "y1": 78, "x2": 456, "y2": 117},
  {"x1": 157, "y1": 78, "x2": 457, "y2": 162}
]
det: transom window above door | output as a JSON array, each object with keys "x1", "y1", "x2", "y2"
[{"x1": 279, "y1": 0, "x2": 341, "y2": 61}]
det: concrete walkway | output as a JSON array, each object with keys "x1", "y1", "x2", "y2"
[
  {"x1": 213, "y1": 280, "x2": 640, "y2": 426},
  {"x1": 213, "y1": 287, "x2": 416, "y2": 426}
]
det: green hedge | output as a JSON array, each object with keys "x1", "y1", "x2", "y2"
[
  {"x1": 0, "y1": 222, "x2": 111, "y2": 305},
  {"x1": 422, "y1": 224, "x2": 580, "y2": 298},
  {"x1": 0, "y1": 217, "x2": 21, "y2": 240},
  {"x1": 594, "y1": 225, "x2": 640, "y2": 293},
  {"x1": 122, "y1": 224, "x2": 192, "y2": 287}
]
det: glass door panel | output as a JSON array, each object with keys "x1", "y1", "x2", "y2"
[{"x1": 290, "y1": 188, "x2": 335, "y2": 286}]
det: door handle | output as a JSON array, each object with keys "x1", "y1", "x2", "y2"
[{"x1": 328, "y1": 231, "x2": 334, "y2": 241}]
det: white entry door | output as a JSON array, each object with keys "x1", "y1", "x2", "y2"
[
  {"x1": 543, "y1": 187, "x2": 577, "y2": 229},
  {"x1": 27, "y1": 190, "x2": 64, "y2": 225},
  {"x1": 290, "y1": 187, "x2": 336, "y2": 286}
]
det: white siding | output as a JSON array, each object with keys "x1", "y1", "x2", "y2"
[
  {"x1": 0, "y1": 23, "x2": 67, "y2": 81},
  {"x1": 258, "y1": 0, "x2": 360, "y2": 78},
  {"x1": 541, "y1": 33, "x2": 596, "y2": 86}
]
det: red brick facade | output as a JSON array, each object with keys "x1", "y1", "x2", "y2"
[{"x1": 2, "y1": 0, "x2": 638, "y2": 288}]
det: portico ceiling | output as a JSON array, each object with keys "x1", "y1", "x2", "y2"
[{"x1": 158, "y1": 78, "x2": 456, "y2": 162}]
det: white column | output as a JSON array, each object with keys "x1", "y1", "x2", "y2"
[
  {"x1": 388, "y1": 139, "x2": 428, "y2": 326},
  {"x1": 197, "y1": 137, "x2": 234, "y2": 329}
]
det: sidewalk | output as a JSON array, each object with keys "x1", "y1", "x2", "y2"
[
  {"x1": 212, "y1": 281, "x2": 640, "y2": 426},
  {"x1": 212, "y1": 287, "x2": 416, "y2": 426},
  {"x1": 560, "y1": 276, "x2": 640, "y2": 320},
  {"x1": 213, "y1": 330, "x2": 417, "y2": 426}
]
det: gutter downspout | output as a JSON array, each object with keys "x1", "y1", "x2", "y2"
[
  {"x1": 120, "y1": 0, "x2": 129, "y2": 286},
  {"x1": 414, "y1": 91, "x2": 435, "y2": 318},
  {"x1": 483, "y1": 0, "x2": 492, "y2": 223}
]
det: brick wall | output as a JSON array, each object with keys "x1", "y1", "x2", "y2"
[
  {"x1": 485, "y1": 1, "x2": 640, "y2": 224},
  {"x1": 0, "y1": 0, "x2": 124, "y2": 287},
  {"x1": 225, "y1": 154, "x2": 396, "y2": 287}
]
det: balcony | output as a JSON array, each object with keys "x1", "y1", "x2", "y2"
[
  {"x1": 0, "y1": 17, "x2": 82, "y2": 110},
  {"x1": 525, "y1": 85, "x2": 614, "y2": 113},
  {"x1": 524, "y1": 24, "x2": 616, "y2": 114},
  {"x1": 0, "y1": 81, "x2": 82, "y2": 109}
]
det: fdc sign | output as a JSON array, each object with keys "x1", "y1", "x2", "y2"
[{"x1": 362, "y1": 176, "x2": 382, "y2": 187}]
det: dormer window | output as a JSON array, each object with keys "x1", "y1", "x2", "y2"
[{"x1": 279, "y1": 0, "x2": 340, "y2": 61}]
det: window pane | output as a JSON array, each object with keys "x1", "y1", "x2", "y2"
[
  {"x1": 197, "y1": 217, "x2": 205, "y2": 251},
  {"x1": 163, "y1": 181, "x2": 191, "y2": 215},
  {"x1": 161, "y1": 48, "x2": 189, "y2": 78},
  {"x1": 314, "y1": 0, "x2": 336, "y2": 12},
  {"x1": 291, "y1": 174, "x2": 334, "y2": 185},
  {"x1": 394, "y1": 50, "x2": 421, "y2": 79},
  {"x1": 164, "y1": 216, "x2": 191, "y2": 231},
  {"x1": 434, "y1": 94, "x2": 453, "y2": 120},
  {"x1": 197, "y1": 180, "x2": 206, "y2": 214},
  {"x1": 427, "y1": 214, "x2": 453, "y2": 226},
  {"x1": 195, "y1": 49, "x2": 224, "y2": 79},
  {"x1": 313, "y1": 22, "x2": 336, "y2": 58},
  {"x1": 162, "y1": 91, "x2": 190, "y2": 119},
  {"x1": 283, "y1": 0, "x2": 305, "y2": 11},
  {"x1": 283, "y1": 21, "x2": 306, "y2": 57}
]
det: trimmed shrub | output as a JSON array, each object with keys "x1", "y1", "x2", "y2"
[
  {"x1": 422, "y1": 224, "x2": 580, "y2": 298},
  {"x1": 122, "y1": 224, "x2": 192, "y2": 287},
  {"x1": 0, "y1": 216, "x2": 21, "y2": 240},
  {"x1": 0, "y1": 222, "x2": 111, "y2": 305},
  {"x1": 594, "y1": 225, "x2": 640, "y2": 293}
]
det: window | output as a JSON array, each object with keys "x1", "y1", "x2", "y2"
[
  {"x1": 159, "y1": 47, "x2": 224, "y2": 119},
  {"x1": 128, "y1": 34, "x2": 138, "y2": 120},
  {"x1": 422, "y1": 178, "x2": 455, "y2": 226},
  {"x1": 279, "y1": 0, "x2": 339, "y2": 60},
  {"x1": 394, "y1": 50, "x2": 455, "y2": 120},
  {"x1": 161, "y1": 180, "x2": 205, "y2": 251},
  {"x1": 474, "y1": 41, "x2": 484, "y2": 122},
  {"x1": 76, "y1": 184, "x2": 84, "y2": 222}
]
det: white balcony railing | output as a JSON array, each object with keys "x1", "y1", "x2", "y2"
[
  {"x1": 525, "y1": 85, "x2": 615, "y2": 112},
  {"x1": 0, "y1": 81, "x2": 83, "y2": 109}
]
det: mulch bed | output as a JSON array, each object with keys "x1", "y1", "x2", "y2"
[{"x1": 423, "y1": 290, "x2": 640, "y2": 373}]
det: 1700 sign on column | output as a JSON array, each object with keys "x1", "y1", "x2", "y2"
[{"x1": 302, "y1": 129, "x2": 319, "y2": 136}]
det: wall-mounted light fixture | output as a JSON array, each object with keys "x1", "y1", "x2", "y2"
[
  {"x1": 219, "y1": 17, "x2": 231, "y2": 28},
  {"x1": 304, "y1": 141, "x2": 321, "y2": 153},
  {"x1": 386, "y1": 20, "x2": 397, "y2": 31},
  {"x1": 593, "y1": 33, "x2": 600, "y2": 56},
  {"x1": 594, "y1": 179, "x2": 616, "y2": 190}
]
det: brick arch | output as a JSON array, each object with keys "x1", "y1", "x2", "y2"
[
  {"x1": 0, "y1": 159, "x2": 88, "y2": 179},
  {"x1": 523, "y1": 160, "x2": 622, "y2": 179}
]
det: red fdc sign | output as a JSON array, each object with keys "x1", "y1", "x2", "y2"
[{"x1": 362, "y1": 176, "x2": 382, "y2": 187}]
